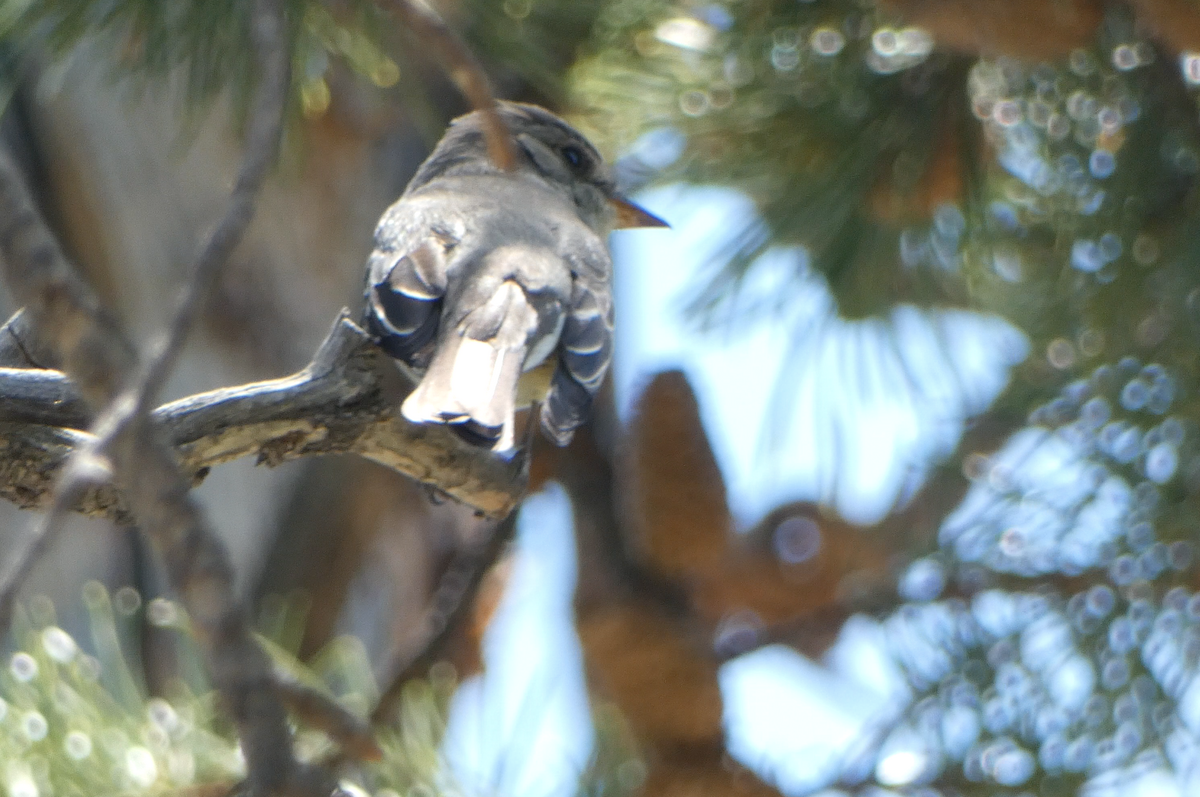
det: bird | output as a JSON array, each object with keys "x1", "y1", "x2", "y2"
[{"x1": 363, "y1": 102, "x2": 666, "y2": 452}]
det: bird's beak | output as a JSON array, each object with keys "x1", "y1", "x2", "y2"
[{"x1": 611, "y1": 196, "x2": 670, "y2": 229}]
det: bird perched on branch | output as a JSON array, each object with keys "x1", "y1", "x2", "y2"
[{"x1": 363, "y1": 102, "x2": 666, "y2": 451}]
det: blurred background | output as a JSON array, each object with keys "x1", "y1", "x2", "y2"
[{"x1": 2, "y1": 1, "x2": 1200, "y2": 796}]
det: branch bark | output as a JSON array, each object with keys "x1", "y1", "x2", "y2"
[{"x1": 0, "y1": 312, "x2": 526, "y2": 520}]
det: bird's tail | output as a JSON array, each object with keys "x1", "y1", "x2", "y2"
[{"x1": 401, "y1": 280, "x2": 537, "y2": 451}]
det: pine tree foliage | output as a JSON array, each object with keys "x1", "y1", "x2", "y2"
[
  {"x1": 567, "y1": 1, "x2": 1200, "y2": 794},
  {"x1": 0, "y1": 587, "x2": 643, "y2": 797},
  {"x1": 2, "y1": 0, "x2": 399, "y2": 123},
  {"x1": 571, "y1": 0, "x2": 969, "y2": 319},
  {"x1": 455, "y1": 0, "x2": 605, "y2": 103}
]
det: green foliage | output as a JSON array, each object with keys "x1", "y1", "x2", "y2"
[
  {"x1": 457, "y1": 0, "x2": 606, "y2": 104},
  {"x1": 576, "y1": 704, "x2": 644, "y2": 797},
  {"x1": 2, "y1": 0, "x2": 399, "y2": 125},
  {"x1": 569, "y1": 2, "x2": 1200, "y2": 794},
  {"x1": 567, "y1": 0, "x2": 1200, "y2": 350},
  {"x1": 570, "y1": 0, "x2": 969, "y2": 319},
  {"x1": 956, "y1": 6, "x2": 1200, "y2": 358},
  {"x1": 0, "y1": 585, "x2": 643, "y2": 797},
  {"x1": 0, "y1": 587, "x2": 243, "y2": 797}
]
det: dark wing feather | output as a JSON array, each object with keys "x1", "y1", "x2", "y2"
[
  {"x1": 559, "y1": 283, "x2": 612, "y2": 390},
  {"x1": 540, "y1": 235, "x2": 614, "y2": 446},
  {"x1": 364, "y1": 223, "x2": 454, "y2": 367}
]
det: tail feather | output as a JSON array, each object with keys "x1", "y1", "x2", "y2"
[{"x1": 401, "y1": 281, "x2": 536, "y2": 451}]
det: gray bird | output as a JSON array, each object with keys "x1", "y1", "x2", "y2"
[{"x1": 363, "y1": 102, "x2": 666, "y2": 451}]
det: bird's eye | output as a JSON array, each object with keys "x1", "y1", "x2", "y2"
[{"x1": 561, "y1": 145, "x2": 586, "y2": 170}]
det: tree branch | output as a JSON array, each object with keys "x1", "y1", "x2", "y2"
[
  {"x1": 0, "y1": 313, "x2": 527, "y2": 520},
  {"x1": 0, "y1": 308, "x2": 62, "y2": 369}
]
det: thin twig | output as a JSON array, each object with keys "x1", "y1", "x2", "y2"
[
  {"x1": 0, "y1": 0, "x2": 289, "y2": 629},
  {"x1": 371, "y1": 510, "x2": 516, "y2": 723},
  {"x1": 386, "y1": 0, "x2": 516, "y2": 171},
  {"x1": 0, "y1": 308, "x2": 61, "y2": 368},
  {"x1": 0, "y1": 447, "x2": 108, "y2": 627},
  {"x1": 0, "y1": 146, "x2": 135, "y2": 622},
  {"x1": 316, "y1": 511, "x2": 516, "y2": 772},
  {"x1": 273, "y1": 677, "x2": 383, "y2": 761},
  {"x1": 0, "y1": 158, "x2": 299, "y2": 795}
]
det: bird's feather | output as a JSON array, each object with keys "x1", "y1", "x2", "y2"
[
  {"x1": 366, "y1": 231, "x2": 454, "y2": 367},
  {"x1": 402, "y1": 279, "x2": 538, "y2": 451}
]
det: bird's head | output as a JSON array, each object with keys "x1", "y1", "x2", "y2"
[{"x1": 410, "y1": 102, "x2": 667, "y2": 235}]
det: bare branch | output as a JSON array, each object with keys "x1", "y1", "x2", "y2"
[
  {"x1": 0, "y1": 365, "x2": 88, "y2": 426},
  {"x1": 385, "y1": 0, "x2": 517, "y2": 171},
  {"x1": 0, "y1": 313, "x2": 527, "y2": 519}
]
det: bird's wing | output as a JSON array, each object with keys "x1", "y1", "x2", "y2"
[
  {"x1": 362, "y1": 199, "x2": 460, "y2": 367},
  {"x1": 539, "y1": 234, "x2": 614, "y2": 446}
]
